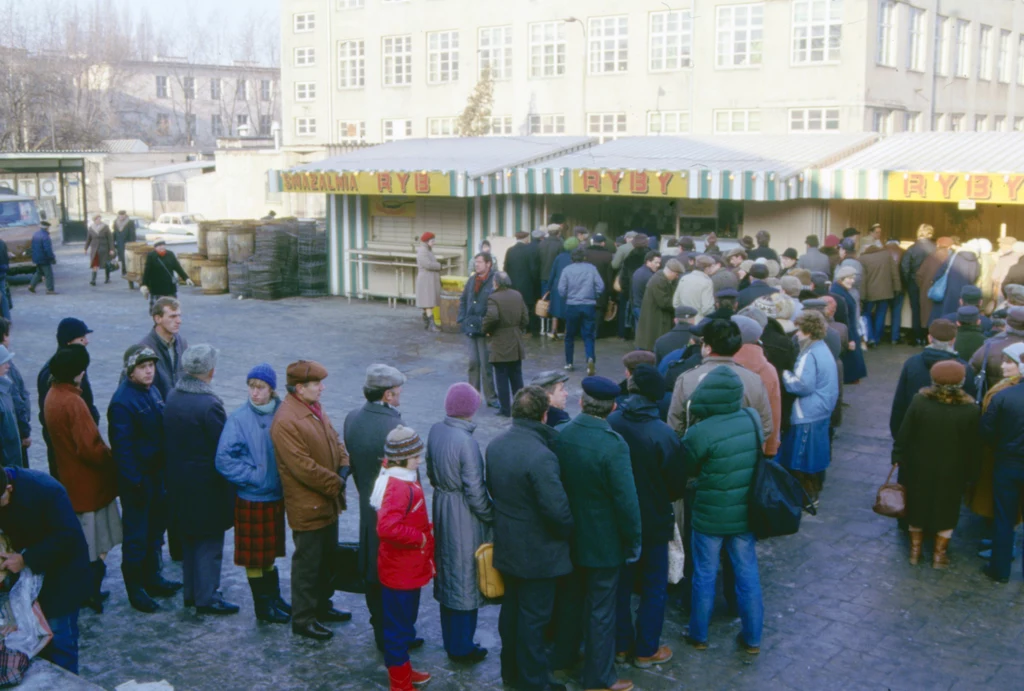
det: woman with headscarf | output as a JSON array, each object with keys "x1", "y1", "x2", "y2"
[
  {"x1": 893, "y1": 360, "x2": 980, "y2": 569},
  {"x1": 831, "y1": 266, "x2": 867, "y2": 383},
  {"x1": 415, "y1": 232, "x2": 442, "y2": 332},
  {"x1": 545, "y1": 237, "x2": 579, "y2": 340}
]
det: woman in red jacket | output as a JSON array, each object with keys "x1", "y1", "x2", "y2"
[{"x1": 371, "y1": 425, "x2": 435, "y2": 691}]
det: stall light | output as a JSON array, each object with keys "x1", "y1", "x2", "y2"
[
  {"x1": 903, "y1": 173, "x2": 909, "y2": 180},
  {"x1": 769, "y1": 174, "x2": 775, "y2": 181},
  {"x1": 729, "y1": 174, "x2": 735, "y2": 181},
  {"x1": 965, "y1": 174, "x2": 971, "y2": 181},
  {"x1": 681, "y1": 171, "x2": 687, "y2": 177},
  {"x1": 934, "y1": 174, "x2": 940, "y2": 182},
  {"x1": 559, "y1": 170, "x2": 565, "y2": 177},
  {"x1": 1005, "y1": 175, "x2": 1011, "y2": 183}
]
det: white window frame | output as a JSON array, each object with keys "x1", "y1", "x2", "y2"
[
  {"x1": 338, "y1": 120, "x2": 366, "y2": 142},
  {"x1": 978, "y1": 25, "x2": 993, "y2": 80},
  {"x1": 994, "y1": 115, "x2": 1007, "y2": 132},
  {"x1": 647, "y1": 111, "x2": 689, "y2": 135},
  {"x1": 294, "y1": 47, "x2": 316, "y2": 67},
  {"x1": 587, "y1": 112, "x2": 627, "y2": 143},
  {"x1": 382, "y1": 35, "x2": 413, "y2": 86},
  {"x1": 478, "y1": 26, "x2": 512, "y2": 80},
  {"x1": 529, "y1": 21, "x2": 566, "y2": 78},
  {"x1": 907, "y1": 6, "x2": 927, "y2": 72},
  {"x1": 338, "y1": 40, "x2": 366, "y2": 89},
  {"x1": 156, "y1": 75, "x2": 168, "y2": 98},
  {"x1": 872, "y1": 109, "x2": 893, "y2": 135},
  {"x1": 485, "y1": 116, "x2": 513, "y2": 136},
  {"x1": 427, "y1": 30, "x2": 460, "y2": 84},
  {"x1": 211, "y1": 114, "x2": 223, "y2": 137},
  {"x1": 953, "y1": 19, "x2": 970, "y2": 78},
  {"x1": 932, "y1": 113, "x2": 945, "y2": 131},
  {"x1": 948, "y1": 113, "x2": 965, "y2": 132},
  {"x1": 236, "y1": 114, "x2": 249, "y2": 129},
  {"x1": 789, "y1": 108, "x2": 840, "y2": 132},
  {"x1": 904, "y1": 111, "x2": 921, "y2": 132},
  {"x1": 210, "y1": 78, "x2": 221, "y2": 100},
  {"x1": 1018, "y1": 35, "x2": 1024, "y2": 86},
  {"x1": 382, "y1": 118, "x2": 414, "y2": 142},
  {"x1": 650, "y1": 10, "x2": 692, "y2": 71},
  {"x1": 716, "y1": 3, "x2": 764, "y2": 69},
  {"x1": 714, "y1": 109, "x2": 761, "y2": 133},
  {"x1": 588, "y1": 15, "x2": 629, "y2": 75},
  {"x1": 529, "y1": 114, "x2": 565, "y2": 134},
  {"x1": 975, "y1": 115, "x2": 989, "y2": 132},
  {"x1": 295, "y1": 118, "x2": 317, "y2": 137},
  {"x1": 293, "y1": 13, "x2": 315, "y2": 33},
  {"x1": 427, "y1": 117, "x2": 458, "y2": 138},
  {"x1": 182, "y1": 76, "x2": 195, "y2": 100},
  {"x1": 337, "y1": 0, "x2": 364, "y2": 8},
  {"x1": 935, "y1": 15, "x2": 950, "y2": 77},
  {"x1": 295, "y1": 82, "x2": 316, "y2": 102},
  {"x1": 998, "y1": 30, "x2": 1012, "y2": 83},
  {"x1": 791, "y1": 0, "x2": 842, "y2": 65},
  {"x1": 1015, "y1": 116, "x2": 1024, "y2": 133},
  {"x1": 236, "y1": 79, "x2": 250, "y2": 101},
  {"x1": 876, "y1": 0, "x2": 897, "y2": 67}
]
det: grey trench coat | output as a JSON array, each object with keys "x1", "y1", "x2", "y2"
[{"x1": 416, "y1": 243, "x2": 443, "y2": 308}]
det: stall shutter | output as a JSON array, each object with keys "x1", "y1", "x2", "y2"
[
  {"x1": 414, "y1": 199, "x2": 467, "y2": 248},
  {"x1": 372, "y1": 215, "x2": 414, "y2": 244}
]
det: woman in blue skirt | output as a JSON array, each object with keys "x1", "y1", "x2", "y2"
[{"x1": 781, "y1": 312, "x2": 840, "y2": 506}]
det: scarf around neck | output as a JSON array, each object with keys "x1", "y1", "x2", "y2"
[{"x1": 369, "y1": 466, "x2": 418, "y2": 511}]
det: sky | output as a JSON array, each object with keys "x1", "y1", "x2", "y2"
[{"x1": 131, "y1": 0, "x2": 279, "y2": 25}]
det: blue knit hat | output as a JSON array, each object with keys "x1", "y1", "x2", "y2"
[{"x1": 247, "y1": 363, "x2": 277, "y2": 390}]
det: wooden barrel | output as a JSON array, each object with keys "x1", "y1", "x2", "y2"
[
  {"x1": 178, "y1": 253, "x2": 196, "y2": 281},
  {"x1": 439, "y1": 293, "x2": 462, "y2": 333},
  {"x1": 227, "y1": 226, "x2": 256, "y2": 263},
  {"x1": 207, "y1": 226, "x2": 229, "y2": 260},
  {"x1": 197, "y1": 221, "x2": 213, "y2": 257},
  {"x1": 125, "y1": 242, "x2": 153, "y2": 281},
  {"x1": 198, "y1": 259, "x2": 228, "y2": 294}
]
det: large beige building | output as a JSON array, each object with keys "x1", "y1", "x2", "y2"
[{"x1": 280, "y1": 0, "x2": 1024, "y2": 146}]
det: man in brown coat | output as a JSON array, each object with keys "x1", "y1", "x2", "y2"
[
  {"x1": 484, "y1": 272, "x2": 530, "y2": 417},
  {"x1": 636, "y1": 259, "x2": 683, "y2": 351},
  {"x1": 272, "y1": 360, "x2": 351, "y2": 641},
  {"x1": 860, "y1": 244, "x2": 902, "y2": 346}
]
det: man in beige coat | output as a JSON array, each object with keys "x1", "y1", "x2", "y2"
[
  {"x1": 272, "y1": 360, "x2": 351, "y2": 641},
  {"x1": 672, "y1": 255, "x2": 717, "y2": 317}
]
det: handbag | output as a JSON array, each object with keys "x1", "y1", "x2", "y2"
[
  {"x1": 667, "y1": 524, "x2": 685, "y2": 584},
  {"x1": 872, "y1": 466, "x2": 906, "y2": 518},
  {"x1": 474, "y1": 542, "x2": 504, "y2": 598},
  {"x1": 927, "y1": 250, "x2": 957, "y2": 302},
  {"x1": 744, "y1": 410, "x2": 816, "y2": 539},
  {"x1": 329, "y1": 542, "x2": 367, "y2": 594},
  {"x1": 603, "y1": 299, "x2": 618, "y2": 322},
  {"x1": 535, "y1": 292, "x2": 551, "y2": 318}
]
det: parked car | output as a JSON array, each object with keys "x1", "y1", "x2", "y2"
[
  {"x1": 147, "y1": 212, "x2": 206, "y2": 237},
  {"x1": 0, "y1": 188, "x2": 47, "y2": 274}
]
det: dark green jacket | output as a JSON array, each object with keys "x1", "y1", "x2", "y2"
[
  {"x1": 954, "y1": 323, "x2": 986, "y2": 364},
  {"x1": 682, "y1": 366, "x2": 762, "y2": 536},
  {"x1": 555, "y1": 414, "x2": 642, "y2": 568}
]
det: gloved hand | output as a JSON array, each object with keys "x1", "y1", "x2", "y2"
[
  {"x1": 186, "y1": 278, "x2": 195, "y2": 287},
  {"x1": 140, "y1": 285, "x2": 150, "y2": 298},
  {"x1": 625, "y1": 544, "x2": 642, "y2": 565}
]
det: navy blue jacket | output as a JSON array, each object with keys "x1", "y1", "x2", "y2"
[
  {"x1": 545, "y1": 406, "x2": 570, "y2": 428},
  {"x1": 607, "y1": 395, "x2": 688, "y2": 544},
  {"x1": 107, "y1": 379, "x2": 166, "y2": 488},
  {"x1": 737, "y1": 280, "x2": 778, "y2": 309},
  {"x1": 981, "y1": 382, "x2": 1024, "y2": 465},
  {"x1": 889, "y1": 347, "x2": 977, "y2": 439},
  {"x1": 458, "y1": 272, "x2": 496, "y2": 337},
  {"x1": 0, "y1": 468, "x2": 90, "y2": 618},
  {"x1": 30, "y1": 229, "x2": 55, "y2": 266}
]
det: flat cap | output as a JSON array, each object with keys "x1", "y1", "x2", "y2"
[
  {"x1": 581, "y1": 376, "x2": 620, "y2": 401},
  {"x1": 1003, "y1": 342, "x2": 1024, "y2": 364},
  {"x1": 835, "y1": 266, "x2": 857, "y2": 282},
  {"x1": 694, "y1": 255, "x2": 715, "y2": 270},
  {"x1": 622, "y1": 350, "x2": 657, "y2": 371},
  {"x1": 287, "y1": 360, "x2": 328, "y2": 386},
  {"x1": 153, "y1": 239, "x2": 167, "y2": 248},
  {"x1": 782, "y1": 248, "x2": 799, "y2": 260},
  {"x1": 960, "y1": 285, "x2": 982, "y2": 302},
  {"x1": 956, "y1": 305, "x2": 980, "y2": 324},
  {"x1": 592, "y1": 233, "x2": 606, "y2": 244},
  {"x1": 802, "y1": 299, "x2": 828, "y2": 312},
  {"x1": 530, "y1": 370, "x2": 570, "y2": 388},
  {"x1": 182, "y1": 344, "x2": 218, "y2": 376},
  {"x1": 1008, "y1": 306, "x2": 1024, "y2": 329},
  {"x1": 365, "y1": 363, "x2": 406, "y2": 390},
  {"x1": 928, "y1": 319, "x2": 958, "y2": 342},
  {"x1": 665, "y1": 258, "x2": 685, "y2": 274},
  {"x1": 674, "y1": 305, "x2": 699, "y2": 319},
  {"x1": 715, "y1": 288, "x2": 739, "y2": 299},
  {"x1": 1005, "y1": 283, "x2": 1024, "y2": 305},
  {"x1": 514, "y1": 230, "x2": 529, "y2": 239},
  {"x1": 531, "y1": 228, "x2": 546, "y2": 239}
]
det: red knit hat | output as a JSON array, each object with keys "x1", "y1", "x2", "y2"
[{"x1": 421, "y1": 232, "x2": 435, "y2": 242}]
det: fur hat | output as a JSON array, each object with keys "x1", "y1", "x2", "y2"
[
  {"x1": 287, "y1": 360, "x2": 328, "y2": 386},
  {"x1": 1008, "y1": 306, "x2": 1024, "y2": 330},
  {"x1": 622, "y1": 350, "x2": 656, "y2": 372},
  {"x1": 834, "y1": 266, "x2": 857, "y2": 282},
  {"x1": 182, "y1": 344, "x2": 217, "y2": 376},
  {"x1": 928, "y1": 319, "x2": 958, "y2": 342},
  {"x1": 930, "y1": 360, "x2": 965, "y2": 387}
]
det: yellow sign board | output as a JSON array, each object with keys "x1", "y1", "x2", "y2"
[
  {"x1": 370, "y1": 197, "x2": 417, "y2": 217},
  {"x1": 888, "y1": 172, "x2": 1024, "y2": 204},
  {"x1": 281, "y1": 171, "x2": 451, "y2": 196},
  {"x1": 571, "y1": 169, "x2": 689, "y2": 198}
]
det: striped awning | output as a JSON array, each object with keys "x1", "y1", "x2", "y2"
[
  {"x1": 797, "y1": 169, "x2": 888, "y2": 200},
  {"x1": 508, "y1": 167, "x2": 788, "y2": 201}
]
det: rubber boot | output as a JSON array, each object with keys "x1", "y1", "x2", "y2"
[
  {"x1": 933, "y1": 535, "x2": 951, "y2": 569},
  {"x1": 123, "y1": 563, "x2": 160, "y2": 613},
  {"x1": 388, "y1": 662, "x2": 415, "y2": 691},
  {"x1": 89, "y1": 271, "x2": 97, "y2": 286},
  {"x1": 265, "y1": 567, "x2": 292, "y2": 615},
  {"x1": 144, "y1": 553, "x2": 183, "y2": 597},
  {"x1": 909, "y1": 529, "x2": 923, "y2": 565},
  {"x1": 249, "y1": 577, "x2": 289, "y2": 624},
  {"x1": 84, "y1": 560, "x2": 110, "y2": 613},
  {"x1": 410, "y1": 666, "x2": 431, "y2": 686},
  {"x1": 422, "y1": 312, "x2": 431, "y2": 330}
]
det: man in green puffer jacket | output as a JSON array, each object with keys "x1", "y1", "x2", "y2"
[{"x1": 682, "y1": 365, "x2": 764, "y2": 655}]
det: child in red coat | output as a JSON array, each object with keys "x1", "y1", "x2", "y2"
[{"x1": 371, "y1": 426, "x2": 435, "y2": 691}]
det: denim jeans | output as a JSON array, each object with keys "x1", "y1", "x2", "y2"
[
  {"x1": 615, "y1": 541, "x2": 668, "y2": 657},
  {"x1": 689, "y1": 530, "x2": 763, "y2": 647},
  {"x1": 41, "y1": 612, "x2": 79, "y2": 674},
  {"x1": 889, "y1": 293, "x2": 904, "y2": 343},
  {"x1": 992, "y1": 461, "x2": 1024, "y2": 580},
  {"x1": 564, "y1": 304, "x2": 597, "y2": 365},
  {"x1": 863, "y1": 300, "x2": 889, "y2": 345}
]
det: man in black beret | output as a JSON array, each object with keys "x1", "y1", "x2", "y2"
[
  {"x1": 942, "y1": 284, "x2": 992, "y2": 333},
  {"x1": 954, "y1": 305, "x2": 985, "y2": 362}
]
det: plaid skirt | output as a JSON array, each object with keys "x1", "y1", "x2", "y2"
[{"x1": 234, "y1": 497, "x2": 286, "y2": 568}]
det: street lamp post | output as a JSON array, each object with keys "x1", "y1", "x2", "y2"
[{"x1": 564, "y1": 17, "x2": 588, "y2": 136}]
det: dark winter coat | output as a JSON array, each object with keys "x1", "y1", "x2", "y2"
[
  {"x1": 631, "y1": 265, "x2": 655, "y2": 311},
  {"x1": 138, "y1": 328, "x2": 189, "y2": 402},
  {"x1": 538, "y1": 235, "x2": 564, "y2": 282},
  {"x1": 859, "y1": 245, "x2": 901, "y2": 302},
  {"x1": 930, "y1": 251, "x2": 980, "y2": 322},
  {"x1": 458, "y1": 271, "x2": 496, "y2": 337},
  {"x1": 607, "y1": 395, "x2": 687, "y2": 544},
  {"x1": 546, "y1": 252, "x2": 572, "y2": 319},
  {"x1": 584, "y1": 244, "x2": 616, "y2": 310},
  {"x1": 112, "y1": 218, "x2": 137, "y2": 253},
  {"x1": 107, "y1": 379, "x2": 165, "y2": 488},
  {"x1": 894, "y1": 388, "x2": 980, "y2": 532},
  {"x1": 831, "y1": 283, "x2": 867, "y2": 382},
  {"x1": 164, "y1": 376, "x2": 232, "y2": 538},
  {"x1": 0, "y1": 378, "x2": 20, "y2": 468},
  {"x1": 141, "y1": 250, "x2": 189, "y2": 298},
  {"x1": 426, "y1": 416, "x2": 493, "y2": 611},
  {"x1": 797, "y1": 247, "x2": 832, "y2": 276},
  {"x1": 749, "y1": 246, "x2": 780, "y2": 263},
  {"x1": 654, "y1": 323, "x2": 694, "y2": 365},
  {"x1": 636, "y1": 270, "x2": 678, "y2": 351},
  {"x1": 901, "y1": 238, "x2": 936, "y2": 287},
  {"x1": 980, "y1": 376, "x2": 1024, "y2": 465},
  {"x1": 30, "y1": 229, "x2": 55, "y2": 266},
  {"x1": 503, "y1": 241, "x2": 540, "y2": 308},
  {"x1": 343, "y1": 401, "x2": 402, "y2": 583},
  {"x1": 8, "y1": 363, "x2": 29, "y2": 442},
  {"x1": 484, "y1": 288, "x2": 529, "y2": 362},
  {"x1": 954, "y1": 324, "x2": 987, "y2": 363},
  {"x1": 889, "y1": 347, "x2": 977, "y2": 439},
  {"x1": 619, "y1": 247, "x2": 648, "y2": 304},
  {"x1": 485, "y1": 418, "x2": 573, "y2": 580},
  {"x1": 0, "y1": 468, "x2": 90, "y2": 618},
  {"x1": 85, "y1": 223, "x2": 113, "y2": 265},
  {"x1": 761, "y1": 319, "x2": 798, "y2": 433},
  {"x1": 916, "y1": 247, "x2": 950, "y2": 325},
  {"x1": 737, "y1": 280, "x2": 777, "y2": 309},
  {"x1": 1001, "y1": 258, "x2": 1024, "y2": 296},
  {"x1": 970, "y1": 329, "x2": 1024, "y2": 390}
]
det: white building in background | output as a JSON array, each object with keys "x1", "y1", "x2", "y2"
[{"x1": 279, "y1": 0, "x2": 1024, "y2": 146}]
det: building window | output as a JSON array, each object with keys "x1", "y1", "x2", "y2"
[
  {"x1": 210, "y1": 78, "x2": 221, "y2": 100},
  {"x1": 485, "y1": 116, "x2": 513, "y2": 135},
  {"x1": 338, "y1": 0, "x2": 364, "y2": 7},
  {"x1": 994, "y1": 115, "x2": 1007, "y2": 132},
  {"x1": 295, "y1": 47, "x2": 316, "y2": 67},
  {"x1": 294, "y1": 13, "x2": 315, "y2": 32},
  {"x1": 932, "y1": 113, "x2": 945, "y2": 131},
  {"x1": 935, "y1": 16, "x2": 950, "y2": 76},
  {"x1": 872, "y1": 109, "x2": 892, "y2": 134},
  {"x1": 296, "y1": 118, "x2": 317, "y2": 136},
  {"x1": 948, "y1": 113, "x2": 964, "y2": 131},
  {"x1": 588, "y1": 113, "x2": 627, "y2": 142},
  {"x1": 978, "y1": 25, "x2": 993, "y2": 80},
  {"x1": 907, "y1": 6, "x2": 927, "y2": 72},
  {"x1": 975, "y1": 114, "x2": 989, "y2": 132},
  {"x1": 427, "y1": 117, "x2": 458, "y2": 138},
  {"x1": 998, "y1": 30, "x2": 1012, "y2": 83},
  {"x1": 237, "y1": 114, "x2": 249, "y2": 130},
  {"x1": 295, "y1": 82, "x2": 316, "y2": 101},
  {"x1": 789, "y1": 108, "x2": 840, "y2": 131},
  {"x1": 260, "y1": 80, "x2": 272, "y2": 101},
  {"x1": 904, "y1": 111, "x2": 921, "y2": 132},
  {"x1": 588, "y1": 15, "x2": 629, "y2": 74},
  {"x1": 427, "y1": 30, "x2": 460, "y2": 84},
  {"x1": 1018, "y1": 36, "x2": 1024, "y2": 85},
  {"x1": 529, "y1": 114, "x2": 565, "y2": 134},
  {"x1": 952, "y1": 19, "x2": 970, "y2": 78},
  {"x1": 792, "y1": 0, "x2": 842, "y2": 64},
  {"x1": 156, "y1": 76, "x2": 168, "y2": 99},
  {"x1": 383, "y1": 119, "x2": 413, "y2": 142},
  {"x1": 236, "y1": 79, "x2": 249, "y2": 100},
  {"x1": 714, "y1": 109, "x2": 761, "y2": 133},
  {"x1": 716, "y1": 4, "x2": 764, "y2": 69},
  {"x1": 211, "y1": 114, "x2": 223, "y2": 137},
  {"x1": 259, "y1": 115, "x2": 271, "y2": 136},
  {"x1": 529, "y1": 21, "x2": 566, "y2": 78},
  {"x1": 185, "y1": 114, "x2": 196, "y2": 137},
  {"x1": 876, "y1": 1, "x2": 896, "y2": 67},
  {"x1": 338, "y1": 120, "x2": 366, "y2": 142},
  {"x1": 183, "y1": 76, "x2": 195, "y2": 100},
  {"x1": 383, "y1": 35, "x2": 413, "y2": 86},
  {"x1": 1015, "y1": 117, "x2": 1024, "y2": 132},
  {"x1": 156, "y1": 114, "x2": 170, "y2": 135},
  {"x1": 167, "y1": 184, "x2": 186, "y2": 203},
  {"x1": 650, "y1": 10, "x2": 692, "y2": 71},
  {"x1": 339, "y1": 40, "x2": 366, "y2": 88},
  {"x1": 648, "y1": 111, "x2": 689, "y2": 134},
  {"x1": 479, "y1": 26, "x2": 512, "y2": 80}
]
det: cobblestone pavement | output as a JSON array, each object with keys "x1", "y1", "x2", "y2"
[{"x1": 12, "y1": 245, "x2": 1024, "y2": 690}]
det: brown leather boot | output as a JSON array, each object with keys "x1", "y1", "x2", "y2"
[
  {"x1": 909, "y1": 530, "x2": 923, "y2": 565},
  {"x1": 933, "y1": 535, "x2": 951, "y2": 569}
]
